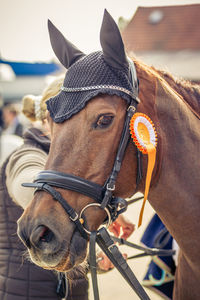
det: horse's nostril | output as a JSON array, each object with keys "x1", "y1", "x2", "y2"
[
  {"x1": 39, "y1": 226, "x2": 54, "y2": 243},
  {"x1": 30, "y1": 225, "x2": 54, "y2": 248}
]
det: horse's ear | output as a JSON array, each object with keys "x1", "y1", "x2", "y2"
[
  {"x1": 100, "y1": 9, "x2": 129, "y2": 70},
  {"x1": 48, "y1": 20, "x2": 85, "y2": 68}
]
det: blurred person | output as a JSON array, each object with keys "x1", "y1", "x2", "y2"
[
  {"x1": 0, "y1": 109, "x2": 3, "y2": 131},
  {"x1": 0, "y1": 96, "x2": 4, "y2": 161},
  {"x1": 1, "y1": 75, "x2": 88, "y2": 300},
  {"x1": 1, "y1": 75, "x2": 135, "y2": 300},
  {"x1": 2, "y1": 103, "x2": 24, "y2": 137},
  {"x1": 0, "y1": 99, "x2": 23, "y2": 164},
  {"x1": 0, "y1": 92, "x2": 3, "y2": 130}
]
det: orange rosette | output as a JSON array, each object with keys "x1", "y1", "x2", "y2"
[{"x1": 130, "y1": 113, "x2": 157, "y2": 227}]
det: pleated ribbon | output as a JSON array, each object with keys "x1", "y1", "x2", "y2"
[{"x1": 130, "y1": 113, "x2": 157, "y2": 227}]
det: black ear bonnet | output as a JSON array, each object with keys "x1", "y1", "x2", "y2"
[{"x1": 47, "y1": 10, "x2": 138, "y2": 123}]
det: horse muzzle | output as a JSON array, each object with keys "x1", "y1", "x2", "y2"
[{"x1": 17, "y1": 211, "x2": 87, "y2": 270}]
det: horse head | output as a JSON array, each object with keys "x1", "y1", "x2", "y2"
[{"x1": 17, "y1": 10, "x2": 145, "y2": 271}]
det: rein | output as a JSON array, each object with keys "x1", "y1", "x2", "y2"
[{"x1": 22, "y1": 60, "x2": 172, "y2": 300}]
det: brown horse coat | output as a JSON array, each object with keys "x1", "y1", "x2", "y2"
[{"x1": 17, "y1": 10, "x2": 200, "y2": 300}]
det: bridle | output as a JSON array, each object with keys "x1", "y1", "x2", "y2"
[
  {"x1": 23, "y1": 59, "x2": 141, "y2": 238},
  {"x1": 22, "y1": 60, "x2": 172, "y2": 300}
]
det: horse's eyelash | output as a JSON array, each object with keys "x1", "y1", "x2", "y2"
[{"x1": 93, "y1": 114, "x2": 114, "y2": 128}]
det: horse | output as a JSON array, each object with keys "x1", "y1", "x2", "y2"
[{"x1": 17, "y1": 10, "x2": 200, "y2": 300}]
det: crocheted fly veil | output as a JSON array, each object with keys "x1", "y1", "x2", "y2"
[{"x1": 47, "y1": 9, "x2": 138, "y2": 122}]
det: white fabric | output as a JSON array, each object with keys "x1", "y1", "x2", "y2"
[
  {"x1": 6, "y1": 146, "x2": 47, "y2": 209},
  {"x1": 0, "y1": 134, "x2": 23, "y2": 164},
  {"x1": 172, "y1": 239, "x2": 179, "y2": 266}
]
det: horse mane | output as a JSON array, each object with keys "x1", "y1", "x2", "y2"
[
  {"x1": 133, "y1": 57, "x2": 200, "y2": 118},
  {"x1": 155, "y1": 68, "x2": 200, "y2": 116}
]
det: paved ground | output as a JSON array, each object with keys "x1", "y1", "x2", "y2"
[{"x1": 88, "y1": 193, "x2": 163, "y2": 300}]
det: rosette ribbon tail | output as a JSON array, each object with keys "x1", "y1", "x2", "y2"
[{"x1": 138, "y1": 143, "x2": 156, "y2": 227}]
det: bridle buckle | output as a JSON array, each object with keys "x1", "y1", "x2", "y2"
[
  {"x1": 127, "y1": 105, "x2": 136, "y2": 112},
  {"x1": 69, "y1": 212, "x2": 79, "y2": 222},
  {"x1": 106, "y1": 183, "x2": 115, "y2": 191},
  {"x1": 108, "y1": 243, "x2": 116, "y2": 251}
]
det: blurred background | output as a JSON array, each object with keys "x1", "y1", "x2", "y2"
[
  {"x1": 0, "y1": 1, "x2": 200, "y2": 298},
  {"x1": 1, "y1": 0, "x2": 200, "y2": 105}
]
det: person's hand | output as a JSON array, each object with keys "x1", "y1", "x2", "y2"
[
  {"x1": 97, "y1": 251, "x2": 127, "y2": 272},
  {"x1": 108, "y1": 214, "x2": 135, "y2": 240},
  {"x1": 97, "y1": 251, "x2": 114, "y2": 271},
  {"x1": 96, "y1": 215, "x2": 133, "y2": 272}
]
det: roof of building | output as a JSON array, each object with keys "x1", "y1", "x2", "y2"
[
  {"x1": 122, "y1": 4, "x2": 200, "y2": 52},
  {"x1": 0, "y1": 59, "x2": 61, "y2": 76}
]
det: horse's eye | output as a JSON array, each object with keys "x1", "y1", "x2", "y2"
[{"x1": 95, "y1": 115, "x2": 114, "y2": 128}]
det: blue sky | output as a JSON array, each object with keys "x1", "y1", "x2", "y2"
[{"x1": 1, "y1": 0, "x2": 200, "y2": 62}]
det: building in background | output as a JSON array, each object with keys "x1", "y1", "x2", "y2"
[{"x1": 121, "y1": 4, "x2": 200, "y2": 82}]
